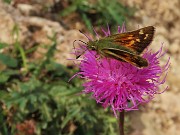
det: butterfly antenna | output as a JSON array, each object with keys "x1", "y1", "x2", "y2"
[
  {"x1": 78, "y1": 40, "x2": 87, "y2": 45},
  {"x1": 79, "y1": 30, "x2": 92, "y2": 41},
  {"x1": 92, "y1": 26, "x2": 100, "y2": 40},
  {"x1": 73, "y1": 40, "x2": 78, "y2": 50}
]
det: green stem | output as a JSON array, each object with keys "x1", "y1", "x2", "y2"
[
  {"x1": 12, "y1": 24, "x2": 27, "y2": 71},
  {"x1": 119, "y1": 110, "x2": 124, "y2": 135},
  {"x1": 15, "y1": 41, "x2": 27, "y2": 70}
]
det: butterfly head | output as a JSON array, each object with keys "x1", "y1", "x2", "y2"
[{"x1": 87, "y1": 40, "x2": 98, "y2": 50}]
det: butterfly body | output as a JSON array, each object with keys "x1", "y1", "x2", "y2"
[{"x1": 81, "y1": 26, "x2": 155, "y2": 68}]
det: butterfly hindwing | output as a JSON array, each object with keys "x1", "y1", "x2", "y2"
[{"x1": 101, "y1": 48, "x2": 148, "y2": 68}]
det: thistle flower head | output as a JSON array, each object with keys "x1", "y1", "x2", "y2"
[{"x1": 71, "y1": 24, "x2": 170, "y2": 117}]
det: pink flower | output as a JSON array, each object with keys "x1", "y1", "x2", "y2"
[{"x1": 71, "y1": 24, "x2": 170, "y2": 117}]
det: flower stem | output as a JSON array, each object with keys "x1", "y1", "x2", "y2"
[{"x1": 119, "y1": 110, "x2": 125, "y2": 135}]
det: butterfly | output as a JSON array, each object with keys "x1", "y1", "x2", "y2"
[{"x1": 76, "y1": 26, "x2": 155, "y2": 68}]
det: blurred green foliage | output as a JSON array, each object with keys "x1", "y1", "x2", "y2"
[
  {"x1": 60, "y1": 0, "x2": 135, "y2": 32},
  {"x1": 0, "y1": 30, "x2": 117, "y2": 135},
  {"x1": 3, "y1": 0, "x2": 11, "y2": 4}
]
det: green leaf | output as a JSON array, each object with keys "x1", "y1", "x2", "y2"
[
  {"x1": 0, "y1": 53, "x2": 18, "y2": 68},
  {"x1": 19, "y1": 98, "x2": 28, "y2": 112},
  {"x1": 0, "y1": 73, "x2": 9, "y2": 83},
  {"x1": 60, "y1": 0, "x2": 84, "y2": 16},
  {"x1": 60, "y1": 5, "x2": 77, "y2": 16},
  {"x1": 61, "y1": 107, "x2": 81, "y2": 128},
  {"x1": 0, "y1": 91, "x2": 9, "y2": 100},
  {"x1": 41, "y1": 103, "x2": 52, "y2": 122},
  {"x1": 0, "y1": 70, "x2": 19, "y2": 83},
  {"x1": 0, "y1": 43, "x2": 8, "y2": 50}
]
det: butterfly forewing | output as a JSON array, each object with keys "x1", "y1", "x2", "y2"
[{"x1": 111, "y1": 26, "x2": 155, "y2": 54}]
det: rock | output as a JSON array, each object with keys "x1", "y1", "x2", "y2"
[
  {"x1": 17, "y1": 4, "x2": 40, "y2": 15},
  {"x1": 0, "y1": 4, "x2": 15, "y2": 44},
  {"x1": 169, "y1": 41, "x2": 179, "y2": 54}
]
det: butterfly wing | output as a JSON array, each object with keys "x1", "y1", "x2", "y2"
[
  {"x1": 101, "y1": 48, "x2": 148, "y2": 68},
  {"x1": 110, "y1": 26, "x2": 155, "y2": 54}
]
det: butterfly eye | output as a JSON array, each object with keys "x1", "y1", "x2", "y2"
[{"x1": 89, "y1": 45, "x2": 96, "y2": 50}]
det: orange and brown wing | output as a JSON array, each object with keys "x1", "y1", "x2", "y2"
[
  {"x1": 101, "y1": 48, "x2": 148, "y2": 68},
  {"x1": 111, "y1": 26, "x2": 155, "y2": 54}
]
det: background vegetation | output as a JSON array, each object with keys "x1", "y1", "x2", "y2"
[{"x1": 0, "y1": 0, "x2": 134, "y2": 134}]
